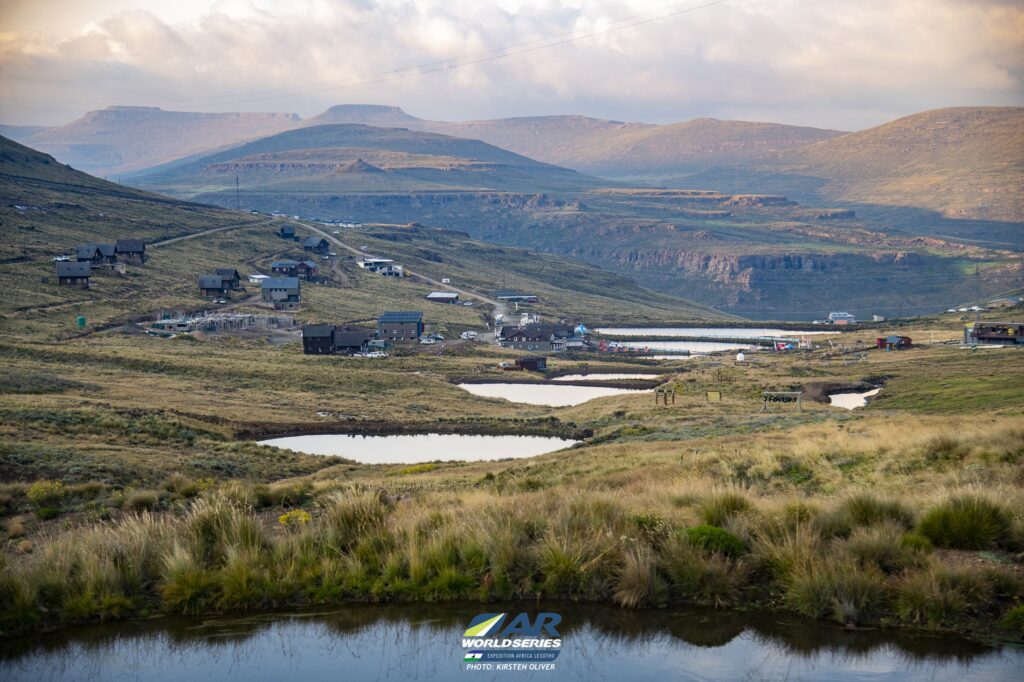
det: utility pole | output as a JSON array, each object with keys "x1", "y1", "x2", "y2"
[
  {"x1": 974, "y1": 263, "x2": 981, "y2": 322},
  {"x1": 235, "y1": 174, "x2": 240, "y2": 212}
]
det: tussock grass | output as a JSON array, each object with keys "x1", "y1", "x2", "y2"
[{"x1": 917, "y1": 494, "x2": 1012, "y2": 550}]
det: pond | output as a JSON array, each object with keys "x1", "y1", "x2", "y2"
[
  {"x1": 612, "y1": 339, "x2": 754, "y2": 353},
  {"x1": 552, "y1": 373, "x2": 660, "y2": 382},
  {"x1": 457, "y1": 383, "x2": 647, "y2": 407},
  {"x1": 597, "y1": 326, "x2": 837, "y2": 338},
  {"x1": 2, "y1": 603, "x2": 1019, "y2": 682},
  {"x1": 259, "y1": 433, "x2": 578, "y2": 464},
  {"x1": 830, "y1": 388, "x2": 882, "y2": 410}
]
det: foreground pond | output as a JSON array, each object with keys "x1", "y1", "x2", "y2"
[
  {"x1": 2, "y1": 603, "x2": 1019, "y2": 682},
  {"x1": 457, "y1": 383, "x2": 647, "y2": 406},
  {"x1": 830, "y1": 388, "x2": 882, "y2": 410},
  {"x1": 259, "y1": 433, "x2": 578, "y2": 464},
  {"x1": 598, "y1": 326, "x2": 837, "y2": 338}
]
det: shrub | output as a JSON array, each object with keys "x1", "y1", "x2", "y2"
[
  {"x1": 162, "y1": 474, "x2": 200, "y2": 498},
  {"x1": 785, "y1": 560, "x2": 888, "y2": 626},
  {"x1": 684, "y1": 525, "x2": 746, "y2": 558},
  {"x1": 125, "y1": 490, "x2": 160, "y2": 511},
  {"x1": 830, "y1": 494, "x2": 913, "y2": 534},
  {"x1": 893, "y1": 567, "x2": 997, "y2": 627},
  {"x1": 917, "y1": 495, "x2": 1011, "y2": 549},
  {"x1": 26, "y1": 480, "x2": 64, "y2": 506},
  {"x1": 660, "y1": 539, "x2": 748, "y2": 607},
  {"x1": 36, "y1": 507, "x2": 60, "y2": 520},
  {"x1": 844, "y1": 524, "x2": 929, "y2": 574},
  {"x1": 631, "y1": 512, "x2": 669, "y2": 547},
  {"x1": 613, "y1": 549, "x2": 665, "y2": 608},
  {"x1": 278, "y1": 509, "x2": 312, "y2": 527},
  {"x1": 1000, "y1": 605, "x2": 1024, "y2": 637},
  {"x1": 698, "y1": 491, "x2": 752, "y2": 527},
  {"x1": 6, "y1": 516, "x2": 25, "y2": 538}
]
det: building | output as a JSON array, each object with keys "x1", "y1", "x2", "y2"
[
  {"x1": 261, "y1": 277, "x2": 301, "y2": 310},
  {"x1": 271, "y1": 260, "x2": 300, "y2": 276},
  {"x1": 215, "y1": 268, "x2": 243, "y2": 290},
  {"x1": 279, "y1": 225, "x2": 295, "y2": 240},
  {"x1": 876, "y1": 335, "x2": 912, "y2": 350},
  {"x1": 987, "y1": 298, "x2": 1020, "y2": 309},
  {"x1": 76, "y1": 243, "x2": 117, "y2": 265},
  {"x1": 426, "y1": 291, "x2": 460, "y2": 304},
  {"x1": 296, "y1": 260, "x2": 320, "y2": 281},
  {"x1": 198, "y1": 274, "x2": 230, "y2": 298},
  {"x1": 378, "y1": 311, "x2": 423, "y2": 341},
  {"x1": 302, "y1": 324, "x2": 336, "y2": 354},
  {"x1": 303, "y1": 236, "x2": 329, "y2": 254},
  {"x1": 964, "y1": 322, "x2": 1024, "y2": 346},
  {"x1": 56, "y1": 261, "x2": 91, "y2": 287},
  {"x1": 828, "y1": 311, "x2": 856, "y2": 325},
  {"x1": 500, "y1": 323, "x2": 575, "y2": 352},
  {"x1": 357, "y1": 258, "x2": 403, "y2": 277},
  {"x1": 378, "y1": 263, "x2": 404, "y2": 277},
  {"x1": 492, "y1": 290, "x2": 539, "y2": 303},
  {"x1": 516, "y1": 356, "x2": 547, "y2": 371},
  {"x1": 115, "y1": 238, "x2": 146, "y2": 264},
  {"x1": 334, "y1": 328, "x2": 375, "y2": 354},
  {"x1": 248, "y1": 274, "x2": 269, "y2": 285}
]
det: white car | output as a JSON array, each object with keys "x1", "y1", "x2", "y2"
[
  {"x1": 419, "y1": 337, "x2": 436, "y2": 345},
  {"x1": 52, "y1": 255, "x2": 70, "y2": 262}
]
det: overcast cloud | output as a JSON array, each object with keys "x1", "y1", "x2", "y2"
[{"x1": 1, "y1": 0, "x2": 1022, "y2": 129}]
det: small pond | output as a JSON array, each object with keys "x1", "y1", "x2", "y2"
[
  {"x1": 457, "y1": 383, "x2": 647, "y2": 407},
  {"x1": 259, "y1": 433, "x2": 578, "y2": 464},
  {"x1": 2, "y1": 602, "x2": 1019, "y2": 682},
  {"x1": 597, "y1": 326, "x2": 838, "y2": 338},
  {"x1": 552, "y1": 373, "x2": 660, "y2": 382},
  {"x1": 613, "y1": 339, "x2": 754, "y2": 353},
  {"x1": 830, "y1": 388, "x2": 882, "y2": 410}
]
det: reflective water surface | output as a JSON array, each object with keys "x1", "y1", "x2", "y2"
[
  {"x1": 456, "y1": 383, "x2": 647, "y2": 407},
  {"x1": 597, "y1": 327, "x2": 837, "y2": 338},
  {"x1": 259, "y1": 433, "x2": 578, "y2": 464},
  {"x1": 552, "y1": 373, "x2": 660, "y2": 382},
  {"x1": 830, "y1": 388, "x2": 882, "y2": 410},
  {"x1": 1, "y1": 603, "x2": 1019, "y2": 682}
]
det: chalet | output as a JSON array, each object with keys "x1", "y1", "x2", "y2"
[
  {"x1": 334, "y1": 328, "x2": 375, "y2": 354},
  {"x1": 516, "y1": 356, "x2": 547, "y2": 371},
  {"x1": 198, "y1": 274, "x2": 230, "y2": 298},
  {"x1": 215, "y1": 269, "x2": 243, "y2": 291},
  {"x1": 271, "y1": 260, "x2": 300, "y2": 276},
  {"x1": 56, "y1": 261, "x2": 91, "y2": 287},
  {"x1": 115, "y1": 238, "x2": 146, "y2": 264},
  {"x1": 296, "y1": 260, "x2": 320, "y2": 281},
  {"x1": 492, "y1": 290, "x2": 539, "y2": 303},
  {"x1": 426, "y1": 291, "x2": 459, "y2": 304},
  {"x1": 500, "y1": 323, "x2": 575, "y2": 352},
  {"x1": 279, "y1": 225, "x2": 296, "y2": 240},
  {"x1": 302, "y1": 324, "x2": 336, "y2": 354},
  {"x1": 964, "y1": 322, "x2": 1024, "y2": 346},
  {"x1": 378, "y1": 311, "x2": 423, "y2": 341},
  {"x1": 261, "y1": 277, "x2": 301, "y2": 310},
  {"x1": 876, "y1": 335, "x2": 912, "y2": 351},
  {"x1": 303, "y1": 236, "x2": 329, "y2": 254},
  {"x1": 76, "y1": 243, "x2": 117, "y2": 265}
]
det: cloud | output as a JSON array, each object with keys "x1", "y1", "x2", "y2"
[{"x1": 0, "y1": 0, "x2": 1022, "y2": 128}]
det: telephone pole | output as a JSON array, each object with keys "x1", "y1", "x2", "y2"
[{"x1": 235, "y1": 174, "x2": 240, "y2": 211}]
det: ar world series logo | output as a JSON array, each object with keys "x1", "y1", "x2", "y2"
[{"x1": 462, "y1": 612, "x2": 561, "y2": 671}]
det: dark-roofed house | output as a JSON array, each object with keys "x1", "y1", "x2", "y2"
[
  {"x1": 378, "y1": 311, "x2": 423, "y2": 341},
  {"x1": 279, "y1": 225, "x2": 296, "y2": 240},
  {"x1": 335, "y1": 328, "x2": 375, "y2": 354},
  {"x1": 303, "y1": 237, "x2": 329, "y2": 254},
  {"x1": 302, "y1": 324, "x2": 336, "y2": 354},
  {"x1": 198, "y1": 274, "x2": 230, "y2": 298},
  {"x1": 271, "y1": 260, "x2": 300, "y2": 276},
  {"x1": 215, "y1": 269, "x2": 243, "y2": 290},
  {"x1": 75, "y1": 244, "x2": 116, "y2": 265},
  {"x1": 296, "y1": 260, "x2": 320, "y2": 281},
  {"x1": 261, "y1": 277, "x2": 301, "y2": 310},
  {"x1": 56, "y1": 261, "x2": 91, "y2": 287},
  {"x1": 115, "y1": 238, "x2": 146, "y2": 264},
  {"x1": 500, "y1": 323, "x2": 574, "y2": 352}
]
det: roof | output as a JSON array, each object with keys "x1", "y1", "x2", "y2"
[
  {"x1": 300, "y1": 260, "x2": 319, "y2": 269},
  {"x1": 271, "y1": 260, "x2": 300, "y2": 268},
  {"x1": 304, "y1": 236, "x2": 327, "y2": 247},
  {"x1": 378, "y1": 311, "x2": 423, "y2": 323},
  {"x1": 198, "y1": 275, "x2": 226, "y2": 288},
  {"x1": 335, "y1": 329, "x2": 374, "y2": 346},
  {"x1": 426, "y1": 291, "x2": 459, "y2": 299},
  {"x1": 97, "y1": 244, "x2": 116, "y2": 257},
  {"x1": 115, "y1": 238, "x2": 145, "y2": 252},
  {"x1": 215, "y1": 268, "x2": 241, "y2": 279},
  {"x1": 56, "y1": 261, "x2": 91, "y2": 277},
  {"x1": 501, "y1": 323, "x2": 572, "y2": 340},
  {"x1": 261, "y1": 277, "x2": 300, "y2": 289},
  {"x1": 302, "y1": 324, "x2": 335, "y2": 338},
  {"x1": 75, "y1": 244, "x2": 100, "y2": 259}
]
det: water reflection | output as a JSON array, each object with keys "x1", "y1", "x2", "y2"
[
  {"x1": 1, "y1": 603, "x2": 1016, "y2": 682},
  {"x1": 259, "y1": 434, "x2": 579, "y2": 464},
  {"x1": 456, "y1": 383, "x2": 647, "y2": 407}
]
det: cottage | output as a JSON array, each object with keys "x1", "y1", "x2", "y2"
[
  {"x1": 279, "y1": 225, "x2": 296, "y2": 240},
  {"x1": 198, "y1": 274, "x2": 230, "y2": 298},
  {"x1": 215, "y1": 269, "x2": 243, "y2": 290},
  {"x1": 516, "y1": 356, "x2": 547, "y2": 371},
  {"x1": 500, "y1": 323, "x2": 575, "y2": 352},
  {"x1": 303, "y1": 237, "x2": 329, "y2": 254},
  {"x1": 296, "y1": 260, "x2": 320, "y2": 281},
  {"x1": 334, "y1": 328, "x2": 375, "y2": 354},
  {"x1": 56, "y1": 261, "x2": 91, "y2": 287},
  {"x1": 876, "y1": 335, "x2": 912, "y2": 350},
  {"x1": 378, "y1": 311, "x2": 423, "y2": 341},
  {"x1": 964, "y1": 322, "x2": 1024, "y2": 346},
  {"x1": 261, "y1": 277, "x2": 301, "y2": 310},
  {"x1": 271, "y1": 260, "x2": 300, "y2": 276},
  {"x1": 426, "y1": 291, "x2": 460, "y2": 304},
  {"x1": 75, "y1": 243, "x2": 117, "y2": 265},
  {"x1": 115, "y1": 238, "x2": 146, "y2": 264},
  {"x1": 302, "y1": 324, "x2": 336, "y2": 355},
  {"x1": 378, "y1": 263, "x2": 404, "y2": 277}
]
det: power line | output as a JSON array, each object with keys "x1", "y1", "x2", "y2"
[{"x1": 1, "y1": 0, "x2": 731, "y2": 113}]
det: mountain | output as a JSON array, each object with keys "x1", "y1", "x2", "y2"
[
  {"x1": 20, "y1": 106, "x2": 300, "y2": 176},
  {"x1": 306, "y1": 104, "x2": 423, "y2": 128},
  {"x1": 0, "y1": 124, "x2": 51, "y2": 142}
]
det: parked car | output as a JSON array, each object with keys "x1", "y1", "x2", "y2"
[{"x1": 52, "y1": 255, "x2": 70, "y2": 261}]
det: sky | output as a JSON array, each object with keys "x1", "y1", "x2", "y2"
[{"x1": 1, "y1": 0, "x2": 1022, "y2": 130}]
